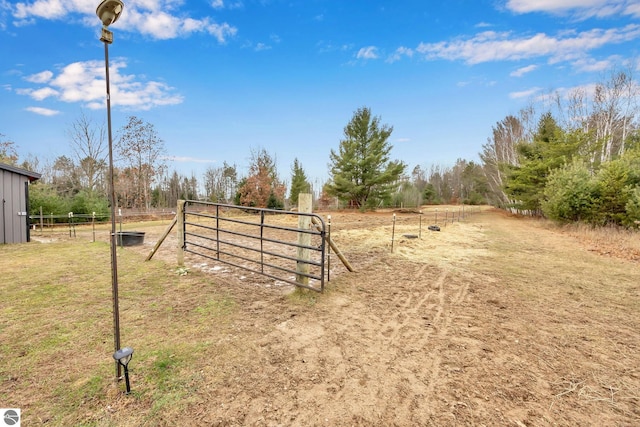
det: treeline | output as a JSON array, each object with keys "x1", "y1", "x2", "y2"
[
  {"x1": 1, "y1": 108, "x2": 487, "y2": 219},
  {"x1": 481, "y1": 68, "x2": 640, "y2": 227},
  {"x1": 1, "y1": 112, "x2": 300, "y2": 218},
  {"x1": 2, "y1": 66, "x2": 638, "y2": 227}
]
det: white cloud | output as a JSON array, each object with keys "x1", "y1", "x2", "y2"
[
  {"x1": 210, "y1": 0, "x2": 243, "y2": 10},
  {"x1": 510, "y1": 64, "x2": 538, "y2": 77},
  {"x1": 120, "y1": 9, "x2": 237, "y2": 42},
  {"x1": 475, "y1": 22, "x2": 493, "y2": 29},
  {"x1": 415, "y1": 25, "x2": 640, "y2": 65},
  {"x1": 505, "y1": 0, "x2": 640, "y2": 19},
  {"x1": 556, "y1": 82, "x2": 599, "y2": 101},
  {"x1": 182, "y1": 17, "x2": 207, "y2": 33},
  {"x1": 17, "y1": 59, "x2": 183, "y2": 111},
  {"x1": 25, "y1": 106, "x2": 60, "y2": 116},
  {"x1": 572, "y1": 55, "x2": 621, "y2": 72},
  {"x1": 18, "y1": 86, "x2": 59, "y2": 100},
  {"x1": 0, "y1": 0, "x2": 10, "y2": 30},
  {"x1": 456, "y1": 77, "x2": 498, "y2": 88},
  {"x1": 509, "y1": 87, "x2": 542, "y2": 99},
  {"x1": 208, "y1": 22, "x2": 237, "y2": 43},
  {"x1": 24, "y1": 70, "x2": 53, "y2": 83},
  {"x1": 162, "y1": 155, "x2": 217, "y2": 163},
  {"x1": 506, "y1": 0, "x2": 608, "y2": 13},
  {"x1": 627, "y1": 2, "x2": 640, "y2": 16},
  {"x1": 10, "y1": 1, "x2": 238, "y2": 42},
  {"x1": 386, "y1": 46, "x2": 413, "y2": 63},
  {"x1": 254, "y1": 42, "x2": 271, "y2": 51},
  {"x1": 356, "y1": 46, "x2": 379, "y2": 60},
  {"x1": 14, "y1": 0, "x2": 69, "y2": 20},
  {"x1": 317, "y1": 41, "x2": 353, "y2": 54}
]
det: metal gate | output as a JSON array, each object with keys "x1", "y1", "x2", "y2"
[{"x1": 178, "y1": 200, "x2": 327, "y2": 292}]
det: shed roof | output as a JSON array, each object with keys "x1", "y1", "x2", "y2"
[{"x1": 0, "y1": 162, "x2": 41, "y2": 182}]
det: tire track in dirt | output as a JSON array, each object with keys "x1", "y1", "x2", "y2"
[
  {"x1": 384, "y1": 264, "x2": 436, "y2": 345},
  {"x1": 421, "y1": 268, "x2": 473, "y2": 417},
  {"x1": 384, "y1": 264, "x2": 465, "y2": 415},
  {"x1": 384, "y1": 265, "x2": 449, "y2": 345},
  {"x1": 350, "y1": 260, "x2": 470, "y2": 423},
  {"x1": 198, "y1": 233, "x2": 477, "y2": 425},
  {"x1": 378, "y1": 264, "x2": 453, "y2": 423},
  {"x1": 422, "y1": 268, "x2": 449, "y2": 405}
]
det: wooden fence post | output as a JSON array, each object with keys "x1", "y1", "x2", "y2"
[
  {"x1": 177, "y1": 200, "x2": 186, "y2": 266},
  {"x1": 296, "y1": 193, "x2": 313, "y2": 286}
]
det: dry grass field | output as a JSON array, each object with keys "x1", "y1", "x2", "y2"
[{"x1": 1, "y1": 207, "x2": 639, "y2": 426}]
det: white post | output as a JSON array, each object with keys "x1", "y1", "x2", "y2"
[{"x1": 177, "y1": 200, "x2": 186, "y2": 266}]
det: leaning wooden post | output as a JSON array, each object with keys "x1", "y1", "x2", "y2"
[
  {"x1": 146, "y1": 215, "x2": 177, "y2": 261},
  {"x1": 311, "y1": 217, "x2": 354, "y2": 272},
  {"x1": 177, "y1": 200, "x2": 186, "y2": 267},
  {"x1": 296, "y1": 193, "x2": 313, "y2": 287},
  {"x1": 391, "y1": 213, "x2": 396, "y2": 253}
]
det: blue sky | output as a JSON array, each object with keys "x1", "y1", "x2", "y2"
[{"x1": 1, "y1": 0, "x2": 640, "y2": 186}]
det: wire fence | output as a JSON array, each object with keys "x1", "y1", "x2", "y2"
[
  {"x1": 388, "y1": 205, "x2": 484, "y2": 252},
  {"x1": 28, "y1": 208, "x2": 177, "y2": 242}
]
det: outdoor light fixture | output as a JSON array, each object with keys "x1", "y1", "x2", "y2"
[
  {"x1": 96, "y1": 0, "x2": 125, "y2": 380},
  {"x1": 113, "y1": 347, "x2": 134, "y2": 394},
  {"x1": 96, "y1": 0, "x2": 123, "y2": 26}
]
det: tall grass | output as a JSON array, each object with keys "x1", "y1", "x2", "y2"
[{"x1": 561, "y1": 222, "x2": 640, "y2": 256}]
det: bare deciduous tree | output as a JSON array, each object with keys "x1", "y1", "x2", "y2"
[
  {"x1": 591, "y1": 69, "x2": 638, "y2": 162},
  {"x1": 67, "y1": 111, "x2": 107, "y2": 194},
  {"x1": 204, "y1": 161, "x2": 238, "y2": 203},
  {"x1": 480, "y1": 113, "x2": 526, "y2": 206},
  {"x1": 116, "y1": 116, "x2": 166, "y2": 210},
  {"x1": 0, "y1": 134, "x2": 19, "y2": 165},
  {"x1": 555, "y1": 68, "x2": 639, "y2": 165}
]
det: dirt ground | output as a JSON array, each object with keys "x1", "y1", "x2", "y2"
[{"x1": 103, "y1": 207, "x2": 639, "y2": 426}]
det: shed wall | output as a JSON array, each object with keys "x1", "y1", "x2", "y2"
[{"x1": 1, "y1": 169, "x2": 29, "y2": 244}]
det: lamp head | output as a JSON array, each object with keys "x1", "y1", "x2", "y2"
[
  {"x1": 96, "y1": 0, "x2": 124, "y2": 27},
  {"x1": 113, "y1": 346, "x2": 134, "y2": 366}
]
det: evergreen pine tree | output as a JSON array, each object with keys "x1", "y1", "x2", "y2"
[
  {"x1": 505, "y1": 113, "x2": 582, "y2": 213},
  {"x1": 289, "y1": 158, "x2": 310, "y2": 206},
  {"x1": 327, "y1": 107, "x2": 405, "y2": 209}
]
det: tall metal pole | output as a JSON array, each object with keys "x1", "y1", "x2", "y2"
[{"x1": 103, "y1": 32, "x2": 121, "y2": 379}]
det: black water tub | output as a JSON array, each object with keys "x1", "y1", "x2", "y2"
[{"x1": 116, "y1": 231, "x2": 145, "y2": 246}]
